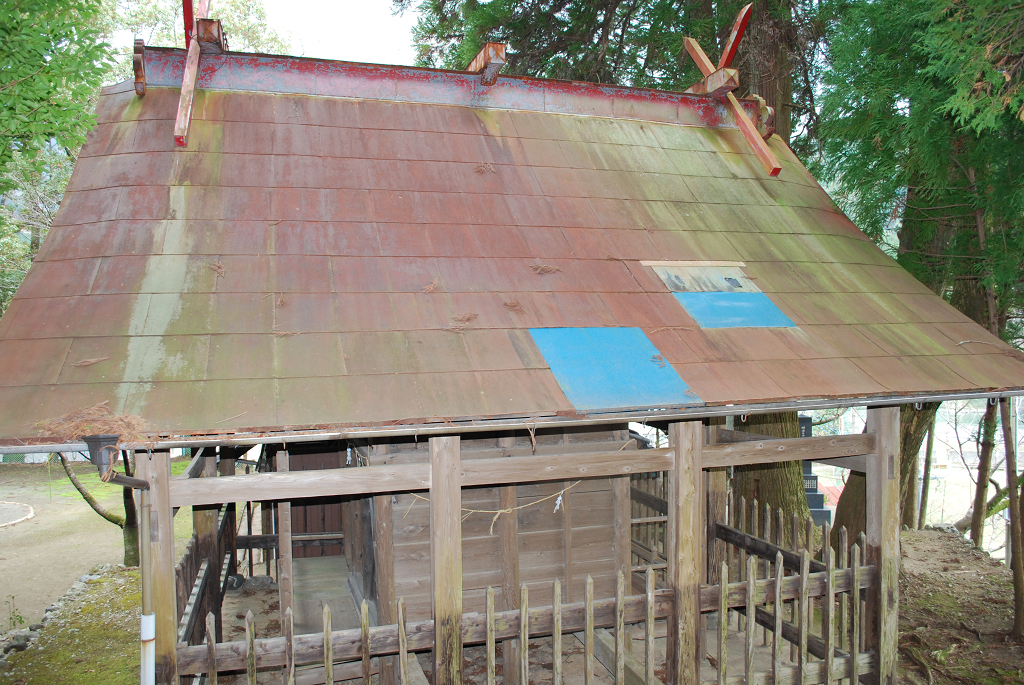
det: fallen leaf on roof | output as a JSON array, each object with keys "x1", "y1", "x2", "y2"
[
  {"x1": 503, "y1": 300, "x2": 524, "y2": 314},
  {"x1": 447, "y1": 312, "x2": 478, "y2": 332},
  {"x1": 70, "y1": 357, "x2": 111, "y2": 367},
  {"x1": 651, "y1": 354, "x2": 666, "y2": 368},
  {"x1": 422, "y1": 277, "x2": 440, "y2": 293},
  {"x1": 273, "y1": 331, "x2": 299, "y2": 337},
  {"x1": 475, "y1": 163, "x2": 495, "y2": 174},
  {"x1": 531, "y1": 264, "x2": 561, "y2": 274},
  {"x1": 209, "y1": 262, "x2": 226, "y2": 277},
  {"x1": 276, "y1": 295, "x2": 286, "y2": 308}
]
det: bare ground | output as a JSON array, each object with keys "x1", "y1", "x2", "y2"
[{"x1": 899, "y1": 530, "x2": 1023, "y2": 685}]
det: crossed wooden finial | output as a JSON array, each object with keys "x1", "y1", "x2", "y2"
[
  {"x1": 683, "y1": 4, "x2": 782, "y2": 177},
  {"x1": 169, "y1": 0, "x2": 229, "y2": 147}
]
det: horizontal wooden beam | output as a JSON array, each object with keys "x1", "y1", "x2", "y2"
[
  {"x1": 714, "y1": 524, "x2": 825, "y2": 573},
  {"x1": 702, "y1": 434, "x2": 875, "y2": 468},
  {"x1": 460, "y1": 448, "x2": 673, "y2": 487},
  {"x1": 168, "y1": 464, "x2": 431, "y2": 507},
  {"x1": 235, "y1": 534, "x2": 346, "y2": 550},
  {"x1": 168, "y1": 435, "x2": 869, "y2": 506},
  {"x1": 630, "y1": 486, "x2": 667, "y2": 514}
]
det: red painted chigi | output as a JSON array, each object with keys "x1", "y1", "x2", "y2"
[{"x1": 1, "y1": 3, "x2": 1022, "y2": 685}]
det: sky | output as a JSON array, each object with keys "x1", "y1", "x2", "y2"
[{"x1": 261, "y1": 0, "x2": 421, "y2": 66}]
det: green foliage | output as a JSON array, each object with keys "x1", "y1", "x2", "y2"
[
  {"x1": 0, "y1": 0, "x2": 111, "y2": 194},
  {"x1": 5, "y1": 594, "x2": 26, "y2": 630},
  {"x1": 923, "y1": 0, "x2": 1024, "y2": 133},
  {"x1": 398, "y1": 0, "x2": 746, "y2": 91},
  {"x1": 107, "y1": 0, "x2": 292, "y2": 83},
  {"x1": 808, "y1": 0, "x2": 1024, "y2": 344}
]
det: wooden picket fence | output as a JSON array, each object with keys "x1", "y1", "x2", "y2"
[
  {"x1": 175, "y1": 503, "x2": 237, "y2": 647},
  {"x1": 176, "y1": 546, "x2": 875, "y2": 685}
]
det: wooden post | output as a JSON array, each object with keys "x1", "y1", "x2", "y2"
[
  {"x1": 372, "y1": 444, "x2": 398, "y2": 685},
  {"x1": 498, "y1": 434, "x2": 521, "y2": 685},
  {"x1": 562, "y1": 479, "x2": 574, "y2": 599},
  {"x1": 865, "y1": 406, "x2": 900, "y2": 685},
  {"x1": 278, "y1": 451, "x2": 293, "y2": 619},
  {"x1": 218, "y1": 449, "x2": 238, "y2": 587},
  {"x1": 613, "y1": 476, "x2": 632, "y2": 589},
  {"x1": 430, "y1": 436, "x2": 462, "y2": 685},
  {"x1": 194, "y1": 453, "x2": 219, "y2": 644},
  {"x1": 706, "y1": 424, "x2": 727, "y2": 588},
  {"x1": 666, "y1": 421, "x2": 702, "y2": 685},
  {"x1": 143, "y1": 449, "x2": 178, "y2": 684}
]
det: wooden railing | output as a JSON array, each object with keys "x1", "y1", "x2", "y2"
[
  {"x1": 175, "y1": 503, "x2": 236, "y2": 647},
  {"x1": 176, "y1": 548, "x2": 875, "y2": 685}
]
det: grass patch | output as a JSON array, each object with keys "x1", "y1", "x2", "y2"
[{"x1": 1, "y1": 569, "x2": 141, "y2": 685}]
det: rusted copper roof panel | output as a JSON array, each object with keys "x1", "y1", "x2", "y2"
[{"x1": 1, "y1": 48, "x2": 1023, "y2": 441}]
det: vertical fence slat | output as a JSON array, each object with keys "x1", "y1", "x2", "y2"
[
  {"x1": 824, "y1": 524, "x2": 835, "y2": 685},
  {"x1": 615, "y1": 570, "x2": 625, "y2": 685},
  {"x1": 585, "y1": 575, "x2": 594, "y2": 685},
  {"x1": 805, "y1": 517, "x2": 814, "y2": 558},
  {"x1": 245, "y1": 610, "x2": 256, "y2": 685},
  {"x1": 745, "y1": 555, "x2": 755, "y2": 684},
  {"x1": 553, "y1": 578, "x2": 562, "y2": 685},
  {"x1": 361, "y1": 599, "x2": 371, "y2": 685},
  {"x1": 520, "y1": 584, "x2": 529, "y2": 685},
  {"x1": 323, "y1": 603, "x2": 333, "y2": 685},
  {"x1": 838, "y1": 526, "x2": 848, "y2": 653},
  {"x1": 398, "y1": 598, "x2": 408, "y2": 685},
  {"x1": 486, "y1": 587, "x2": 495, "y2": 685},
  {"x1": 645, "y1": 568, "x2": 655, "y2": 685},
  {"x1": 762, "y1": 501, "x2": 771, "y2": 646},
  {"x1": 851, "y1": 544, "x2": 861, "y2": 685},
  {"x1": 790, "y1": 513, "x2": 799, "y2": 660},
  {"x1": 718, "y1": 561, "x2": 728, "y2": 685},
  {"x1": 772, "y1": 552, "x2": 783, "y2": 683},
  {"x1": 738, "y1": 496, "x2": 746, "y2": 632},
  {"x1": 284, "y1": 606, "x2": 294, "y2": 685},
  {"x1": 799, "y1": 550, "x2": 809, "y2": 682},
  {"x1": 206, "y1": 612, "x2": 218, "y2": 685}
]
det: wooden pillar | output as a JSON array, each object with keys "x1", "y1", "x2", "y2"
[
  {"x1": 193, "y1": 454, "x2": 219, "y2": 643},
  {"x1": 706, "y1": 427, "x2": 727, "y2": 586},
  {"x1": 218, "y1": 450, "x2": 237, "y2": 588},
  {"x1": 498, "y1": 435, "x2": 521, "y2": 685},
  {"x1": 666, "y1": 421, "x2": 702, "y2": 685},
  {"x1": 277, "y1": 450, "x2": 293, "y2": 619},
  {"x1": 613, "y1": 476, "x2": 631, "y2": 587},
  {"x1": 430, "y1": 436, "x2": 462, "y2": 685},
  {"x1": 865, "y1": 407, "x2": 899, "y2": 685},
  {"x1": 372, "y1": 444, "x2": 398, "y2": 685},
  {"x1": 142, "y1": 450, "x2": 178, "y2": 685}
]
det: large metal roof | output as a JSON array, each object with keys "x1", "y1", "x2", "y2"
[{"x1": 2, "y1": 47, "x2": 1023, "y2": 443}]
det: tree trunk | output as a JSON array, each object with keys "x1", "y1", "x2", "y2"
[
  {"x1": 900, "y1": 403, "x2": 940, "y2": 529},
  {"x1": 732, "y1": 412, "x2": 810, "y2": 522},
  {"x1": 903, "y1": 447, "x2": 919, "y2": 529},
  {"x1": 740, "y1": 0, "x2": 795, "y2": 143},
  {"x1": 970, "y1": 401, "x2": 998, "y2": 547},
  {"x1": 832, "y1": 471, "x2": 865, "y2": 551},
  {"x1": 918, "y1": 416, "x2": 935, "y2": 529},
  {"x1": 998, "y1": 398, "x2": 1023, "y2": 637},
  {"x1": 122, "y1": 483, "x2": 139, "y2": 566}
]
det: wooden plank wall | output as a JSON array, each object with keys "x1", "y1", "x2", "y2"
[
  {"x1": 376, "y1": 426, "x2": 628, "y2": 622},
  {"x1": 288, "y1": 450, "x2": 345, "y2": 558}
]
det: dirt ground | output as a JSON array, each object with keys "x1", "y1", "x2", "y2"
[
  {"x1": 899, "y1": 530, "x2": 1024, "y2": 685},
  {"x1": 0, "y1": 461, "x2": 192, "y2": 627}
]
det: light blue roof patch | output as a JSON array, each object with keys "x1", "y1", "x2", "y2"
[
  {"x1": 529, "y1": 327, "x2": 703, "y2": 412},
  {"x1": 674, "y1": 291, "x2": 796, "y2": 328}
]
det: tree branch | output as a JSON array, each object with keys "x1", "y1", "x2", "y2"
[{"x1": 58, "y1": 453, "x2": 125, "y2": 528}]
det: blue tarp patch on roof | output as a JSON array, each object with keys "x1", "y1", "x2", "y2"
[
  {"x1": 529, "y1": 327, "x2": 702, "y2": 411},
  {"x1": 674, "y1": 292, "x2": 796, "y2": 328}
]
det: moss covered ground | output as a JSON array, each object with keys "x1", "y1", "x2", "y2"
[{"x1": 1, "y1": 568, "x2": 141, "y2": 685}]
